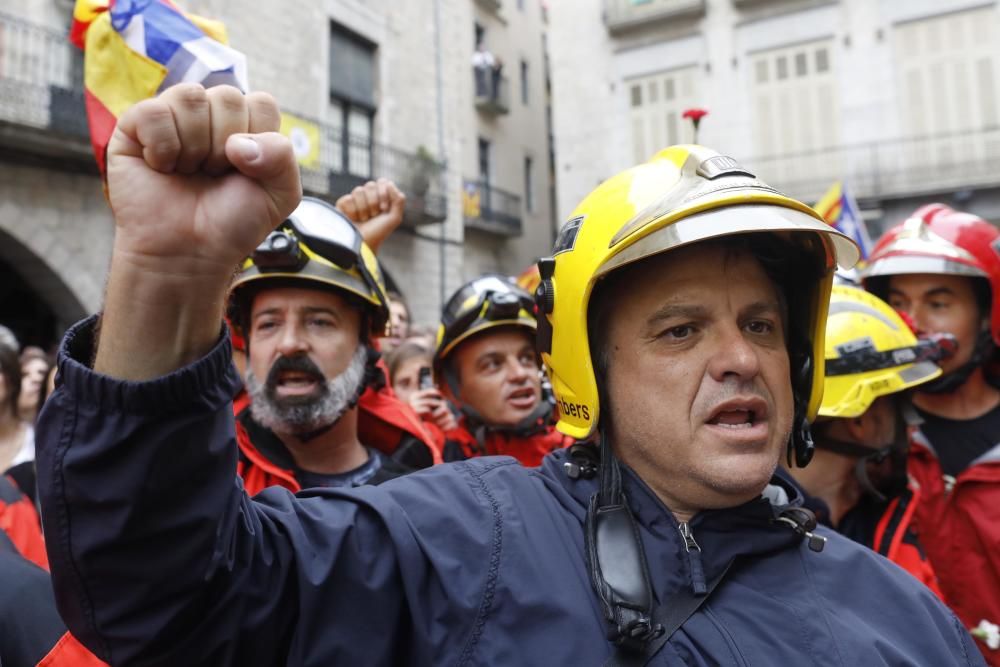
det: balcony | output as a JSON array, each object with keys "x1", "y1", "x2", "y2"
[
  {"x1": 741, "y1": 127, "x2": 1000, "y2": 206},
  {"x1": 0, "y1": 12, "x2": 447, "y2": 225},
  {"x1": 463, "y1": 180, "x2": 522, "y2": 236},
  {"x1": 473, "y1": 0, "x2": 503, "y2": 14},
  {"x1": 306, "y1": 126, "x2": 447, "y2": 227},
  {"x1": 0, "y1": 12, "x2": 94, "y2": 171},
  {"x1": 473, "y1": 68, "x2": 510, "y2": 115},
  {"x1": 603, "y1": 0, "x2": 707, "y2": 35}
]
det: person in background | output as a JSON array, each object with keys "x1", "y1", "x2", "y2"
[
  {"x1": 386, "y1": 340, "x2": 457, "y2": 432},
  {"x1": 783, "y1": 285, "x2": 946, "y2": 596},
  {"x1": 18, "y1": 347, "x2": 50, "y2": 424},
  {"x1": 0, "y1": 530, "x2": 106, "y2": 666},
  {"x1": 227, "y1": 195, "x2": 424, "y2": 493},
  {"x1": 864, "y1": 203, "x2": 1000, "y2": 662},
  {"x1": 380, "y1": 290, "x2": 411, "y2": 354},
  {"x1": 0, "y1": 329, "x2": 33, "y2": 476},
  {"x1": 405, "y1": 323, "x2": 437, "y2": 352},
  {"x1": 434, "y1": 275, "x2": 571, "y2": 466}
]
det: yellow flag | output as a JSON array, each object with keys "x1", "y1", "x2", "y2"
[{"x1": 280, "y1": 113, "x2": 321, "y2": 169}]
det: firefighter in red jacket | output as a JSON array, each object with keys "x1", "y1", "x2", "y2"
[
  {"x1": 784, "y1": 285, "x2": 945, "y2": 597},
  {"x1": 433, "y1": 275, "x2": 571, "y2": 466},
  {"x1": 228, "y1": 195, "x2": 439, "y2": 495},
  {"x1": 865, "y1": 203, "x2": 1000, "y2": 662}
]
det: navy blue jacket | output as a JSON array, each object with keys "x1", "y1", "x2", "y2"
[{"x1": 37, "y1": 318, "x2": 983, "y2": 666}]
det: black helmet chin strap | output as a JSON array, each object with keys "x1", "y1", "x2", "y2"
[
  {"x1": 789, "y1": 345, "x2": 816, "y2": 468},
  {"x1": 585, "y1": 430, "x2": 663, "y2": 652},
  {"x1": 813, "y1": 411, "x2": 910, "y2": 503}
]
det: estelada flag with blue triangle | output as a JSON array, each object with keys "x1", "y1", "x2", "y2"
[
  {"x1": 814, "y1": 180, "x2": 873, "y2": 259},
  {"x1": 69, "y1": 0, "x2": 248, "y2": 174}
]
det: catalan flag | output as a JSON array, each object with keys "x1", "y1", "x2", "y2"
[
  {"x1": 70, "y1": 0, "x2": 248, "y2": 173},
  {"x1": 814, "y1": 180, "x2": 873, "y2": 259}
]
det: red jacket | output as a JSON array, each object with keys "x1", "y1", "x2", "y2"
[
  {"x1": 908, "y1": 427, "x2": 1000, "y2": 664},
  {"x1": 235, "y1": 380, "x2": 442, "y2": 495},
  {"x1": 872, "y1": 480, "x2": 943, "y2": 600},
  {"x1": 0, "y1": 474, "x2": 46, "y2": 571},
  {"x1": 443, "y1": 417, "x2": 572, "y2": 467}
]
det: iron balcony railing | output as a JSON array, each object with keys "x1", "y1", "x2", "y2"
[
  {"x1": 463, "y1": 179, "x2": 522, "y2": 236},
  {"x1": 741, "y1": 126, "x2": 1000, "y2": 205},
  {"x1": 303, "y1": 124, "x2": 447, "y2": 226},
  {"x1": 473, "y1": 67, "x2": 510, "y2": 115},
  {"x1": 603, "y1": 0, "x2": 707, "y2": 34},
  {"x1": 0, "y1": 11, "x2": 447, "y2": 225},
  {"x1": 0, "y1": 12, "x2": 91, "y2": 163}
]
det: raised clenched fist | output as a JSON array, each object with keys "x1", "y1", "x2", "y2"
[
  {"x1": 335, "y1": 177, "x2": 407, "y2": 253},
  {"x1": 106, "y1": 83, "x2": 302, "y2": 282}
]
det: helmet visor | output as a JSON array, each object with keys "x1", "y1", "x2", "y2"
[
  {"x1": 284, "y1": 198, "x2": 363, "y2": 269},
  {"x1": 438, "y1": 275, "x2": 536, "y2": 358},
  {"x1": 596, "y1": 204, "x2": 860, "y2": 280}
]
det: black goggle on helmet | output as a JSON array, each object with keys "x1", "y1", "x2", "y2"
[
  {"x1": 434, "y1": 275, "x2": 537, "y2": 370},
  {"x1": 228, "y1": 197, "x2": 390, "y2": 337}
]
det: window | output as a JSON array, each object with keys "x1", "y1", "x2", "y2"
[
  {"x1": 627, "y1": 66, "x2": 700, "y2": 164},
  {"x1": 521, "y1": 60, "x2": 530, "y2": 105},
  {"x1": 474, "y1": 22, "x2": 485, "y2": 49},
  {"x1": 630, "y1": 84, "x2": 643, "y2": 107},
  {"x1": 795, "y1": 52, "x2": 808, "y2": 77},
  {"x1": 749, "y1": 39, "x2": 838, "y2": 185},
  {"x1": 478, "y1": 138, "x2": 491, "y2": 184},
  {"x1": 524, "y1": 156, "x2": 534, "y2": 212},
  {"x1": 895, "y1": 7, "x2": 999, "y2": 134},
  {"x1": 330, "y1": 23, "x2": 375, "y2": 109},
  {"x1": 815, "y1": 48, "x2": 829, "y2": 73},
  {"x1": 329, "y1": 22, "x2": 376, "y2": 177},
  {"x1": 755, "y1": 59, "x2": 769, "y2": 83}
]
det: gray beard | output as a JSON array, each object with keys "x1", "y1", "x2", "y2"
[{"x1": 246, "y1": 344, "x2": 368, "y2": 436}]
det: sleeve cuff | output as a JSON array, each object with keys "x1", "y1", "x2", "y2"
[{"x1": 56, "y1": 315, "x2": 240, "y2": 415}]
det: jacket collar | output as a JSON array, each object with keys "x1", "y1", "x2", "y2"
[{"x1": 541, "y1": 447, "x2": 812, "y2": 592}]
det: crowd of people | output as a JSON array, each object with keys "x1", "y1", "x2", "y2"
[{"x1": 0, "y1": 81, "x2": 997, "y2": 665}]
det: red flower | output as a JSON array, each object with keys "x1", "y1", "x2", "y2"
[{"x1": 682, "y1": 108, "x2": 709, "y2": 122}]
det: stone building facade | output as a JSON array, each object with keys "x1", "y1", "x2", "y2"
[{"x1": 0, "y1": 0, "x2": 556, "y2": 348}]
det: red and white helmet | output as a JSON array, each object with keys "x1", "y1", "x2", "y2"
[{"x1": 864, "y1": 203, "x2": 1000, "y2": 345}]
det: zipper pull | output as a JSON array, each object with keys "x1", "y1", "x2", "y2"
[{"x1": 679, "y1": 522, "x2": 707, "y2": 595}]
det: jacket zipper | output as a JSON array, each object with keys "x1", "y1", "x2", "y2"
[{"x1": 679, "y1": 522, "x2": 707, "y2": 594}]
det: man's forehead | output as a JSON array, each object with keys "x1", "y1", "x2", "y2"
[
  {"x1": 888, "y1": 273, "x2": 970, "y2": 295},
  {"x1": 456, "y1": 328, "x2": 534, "y2": 359},
  {"x1": 620, "y1": 244, "x2": 778, "y2": 300},
  {"x1": 252, "y1": 286, "x2": 352, "y2": 314}
]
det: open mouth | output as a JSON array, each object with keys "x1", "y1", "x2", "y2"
[
  {"x1": 507, "y1": 387, "x2": 537, "y2": 409},
  {"x1": 705, "y1": 398, "x2": 768, "y2": 431},
  {"x1": 272, "y1": 370, "x2": 323, "y2": 396}
]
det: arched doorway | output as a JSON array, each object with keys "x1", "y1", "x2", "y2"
[{"x1": 0, "y1": 228, "x2": 85, "y2": 352}]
